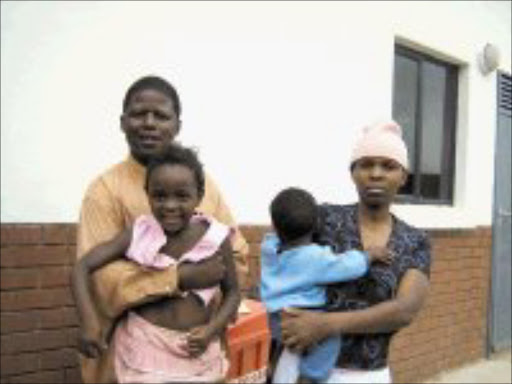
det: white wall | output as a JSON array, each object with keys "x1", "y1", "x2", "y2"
[{"x1": 1, "y1": 1, "x2": 510, "y2": 227}]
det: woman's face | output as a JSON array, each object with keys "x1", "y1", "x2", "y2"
[
  {"x1": 146, "y1": 164, "x2": 200, "y2": 235},
  {"x1": 351, "y1": 157, "x2": 407, "y2": 207}
]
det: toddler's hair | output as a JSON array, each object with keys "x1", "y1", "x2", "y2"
[
  {"x1": 145, "y1": 143, "x2": 205, "y2": 198},
  {"x1": 270, "y1": 187, "x2": 318, "y2": 242}
]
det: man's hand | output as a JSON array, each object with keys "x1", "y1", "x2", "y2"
[{"x1": 178, "y1": 255, "x2": 225, "y2": 291}]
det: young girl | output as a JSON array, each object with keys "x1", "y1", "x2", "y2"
[{"x1": 71, "y1": 143, "x2": 241, "y2": 383}]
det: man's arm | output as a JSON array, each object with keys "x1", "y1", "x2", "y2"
[
  {"x1": 77, "y1": 180, "x2": 227, "y2": 319},
  {"x1": 77, "y1": 181, "x2": 179, "y2": 319}
]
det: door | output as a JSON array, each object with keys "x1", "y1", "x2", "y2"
[{"x1": 489, "y1": 72, "x2": 512, "y2": 352}]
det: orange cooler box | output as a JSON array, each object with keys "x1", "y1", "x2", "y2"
[{"x1": 227, "y1": 299, "x2": 270, "y2": 383}]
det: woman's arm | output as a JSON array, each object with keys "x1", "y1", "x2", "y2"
[
  {"x1": 281, "y1": 268, "x2": 429, "y2": 353},
  {"x1": 186, "y1": 239, "x2": 241, "y2": 356}
]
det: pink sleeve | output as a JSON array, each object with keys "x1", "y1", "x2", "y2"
[
  {"x1": 179, "y1": 214, "x2": 232, "y2": 264},
  {"x1": 179, "y1": 214, "x2": 233, "y2": 304},
  {"x1": 126, "y1": 215, "x2": 174, "y2": 269}
]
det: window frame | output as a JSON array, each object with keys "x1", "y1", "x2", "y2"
[{"x1": 393, "y1": 44, "x2": 458, "y2": 205}]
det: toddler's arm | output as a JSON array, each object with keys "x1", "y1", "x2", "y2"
[
  {"x1": 311, "y1": 247, "x2": 393, "y2": 285},
  {"x1": 70, "y1": 228, "x2": 132, "y2": 357},
  {"x1": 186, "y1": 239, "x2": 241, "y2": 357},
  {"x1": 366, "y1": 246, "x2": 394, "y2": 264}
]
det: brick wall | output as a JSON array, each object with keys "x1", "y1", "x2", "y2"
[
  {"x1": 1, "y1": 225, "x2": 80, "y2": 384},
  {"x1": 0, "y1": 223, "x2": 492, "y2": 383}
]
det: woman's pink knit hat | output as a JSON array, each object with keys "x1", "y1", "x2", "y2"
[{"x1": 350, "y1": 120, "x2": 409, "y2": 170}]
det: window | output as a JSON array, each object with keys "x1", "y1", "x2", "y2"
[{"x1": 392, "y1": 44, "x2": 458, "y2": 204}]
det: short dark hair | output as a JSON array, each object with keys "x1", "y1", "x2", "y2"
[
  {"x1": 123, "y1": 75, "x2": 181, "y2": 117},
  {"x1": 270, "y1": 187, "x2": 318, "y2": 242},
  {"x1": 145, "y1": 143, "x2": 204, "y2": 199}
]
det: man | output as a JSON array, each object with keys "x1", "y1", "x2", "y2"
[{"x1": 76, "y1": 75, "x2": 249, "y2": 383}]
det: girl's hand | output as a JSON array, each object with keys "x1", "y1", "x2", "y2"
[
  {"x1": 281, "y1": 308, "x2": 329, "y2": 354},
  {"x1": 77, "y1": 325, "x2": 108, "y2": 359},
  {"x1": 186, "y1": 325, "x2": 214, "y2": 357}
]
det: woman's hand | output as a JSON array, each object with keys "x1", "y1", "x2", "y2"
[{"x1": 280, "y1": 308, "x2": 330, "y2": 354}]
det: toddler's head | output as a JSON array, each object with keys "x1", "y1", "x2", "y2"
[
  {"x1": 145, "y1": 143, "x2": 205, "y2": 234},
  {"x1": 270, "y1": 187, "x2": 318, "y2": 244}
]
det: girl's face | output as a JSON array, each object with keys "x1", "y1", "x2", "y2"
[
  {"x1": 146, "y1": 163, "x2": 200, "y2": 235},
  {"x1": 351, "y1": 157, "x2": 407, "y2": 207}
]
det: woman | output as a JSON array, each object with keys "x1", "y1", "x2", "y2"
[{"x1": 274, "y1": 121, "x2": 431, "y2": 383}]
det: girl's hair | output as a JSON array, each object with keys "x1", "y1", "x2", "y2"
[
  {"x1": 145, "y1": 143, "x2": 205, "y2": 199},
  {"x1": 123, "y1": 75, "x2": 181, "y2": 117},
  {"x1": 270, "y1": 187, "x2": 318, "y2": 242}
]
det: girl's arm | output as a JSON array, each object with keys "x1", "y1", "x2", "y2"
[
  {"x1": 70, "y1": 227, "x2": 132, "y2": 357},
  {"x1": 187, "y1": 239, "x2": 241, "y2": 355},
  {"x1": 281, "y1": 268, "x2": 429, "y2": 353},
  {"x1": 207, "y1": 239, "x2": 242, "y2": 333}
]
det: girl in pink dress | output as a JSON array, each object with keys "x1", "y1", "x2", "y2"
[{"x1": 71, "y1": 143, "x2": 241, "y2": 383}]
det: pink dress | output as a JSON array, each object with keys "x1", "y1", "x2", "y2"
[{"x1": 113, "y1": 213, "x2": 232, "y2": 383}]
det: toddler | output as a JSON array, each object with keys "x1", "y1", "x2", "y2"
[{"x1": 260, "y1": 187, "x2": 392, "y2": 383}]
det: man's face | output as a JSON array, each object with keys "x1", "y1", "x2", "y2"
[{"x1": 121, "y1": 88, "x2": 180, "y2": 164}]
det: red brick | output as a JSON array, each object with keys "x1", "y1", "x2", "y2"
[
  {"x1": 41, "y1": 224, "x2": 70, "y2": 245},
  {"x1": 67, "y1": 245, "x2": 78, "y2": 265},
  {"x1": 0, "y1": 246, "x2": 69, "y2": 267},
  {"x1": 8, "y1": 369, "x2": 64, "y2": 384},
  {"x1": 38, "y1": 266, "x2": 71, "y2": 288},
  {"x1": 0, "y1": 225, "x2": 42, "y2": 246},
  {"x1": 38, "y1": 307, "x2": 78, "y2": 329},
  {"x1": 67, "y1": 227, "x2": 77, "y2": 245},
  {"x1": 1, "y1": 287, "x2": 73, "y2": 311},
  {"x1": 38, "y1": 328, "x2": 78, "y2": 351},
  {"x1": 40, "y1": 348, "x2": 78, "y2": 370},
  {"x1": 1, "y1": 328, "x2": 78, "y2": 354},
  {"x1": 0, "y1": 311, "x2": 39, "y2": 334},
  {"x1": 0, "y1": 269, "x2": 39, "y2": 290},
  {"x1": 0, "y1": 352, "x2": 40, "y2": 376},
  {"x1": 1, "y1": 332, "x2": 37, "y2": 354},
  {"x1": 64, "y1": 366, "x2": 82, "y2": 384}
]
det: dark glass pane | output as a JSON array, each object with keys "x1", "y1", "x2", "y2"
[
  {"x1": 419, "y1": 61, "x2": 447, "y2": 199},
  {"x1": 393, "y1": 53, "x2": 418, "y2": 195}
]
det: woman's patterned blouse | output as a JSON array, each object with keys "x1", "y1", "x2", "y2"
[{"x1": 314, "y1": 203, "x2": 431, "y2": 370}]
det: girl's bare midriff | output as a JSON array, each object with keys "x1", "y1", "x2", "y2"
[
  {"x1": 135, "y1": 293, "x2": 212, "y2": 331},
  {"x1": 134, "y1": 221, "x2": 214, "y2": 331}
]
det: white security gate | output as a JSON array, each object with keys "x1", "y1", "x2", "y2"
[{"x1": 489, "y1": 72, "x2": 512, "y2": 352}]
